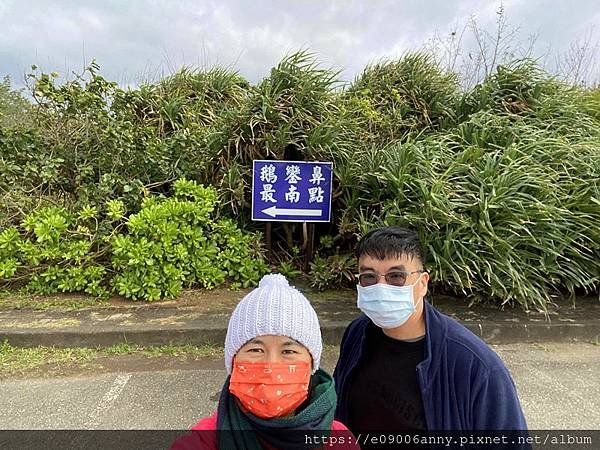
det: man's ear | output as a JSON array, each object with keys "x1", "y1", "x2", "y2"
[{"x1": 420, "y1": 272, "x2": 429, "y2": 296}]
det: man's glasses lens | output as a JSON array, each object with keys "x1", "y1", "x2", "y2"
[
  {"x1": 385, "y1": 271, "x2": 407, "y2": 286},
  {"x1": 358, "y1": 271, "x2": 407, "y2": 287},
  {"x1": 358, "y1": 273, "x2": 378, "y2": 286}
]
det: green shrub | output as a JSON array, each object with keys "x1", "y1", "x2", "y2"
[
  {"x1": 277, "y1": 261, "x2": 302, "y2": 280},
  {"x1": 343, "y1": 52, "x2": 460, "y2": 146},
  {"x1": 0, "y1": 204, "x2": 114, "y2": 297},
  {"x1": 111, "y1": 179, "x2": 268, "y2": 300},
  {"x1": 0, "y1": 179, "x2": 269, "y2": 301},
  {"x1": 337, "y1": 124, "x2": 599, "y2": 310},
  {"x1": 309, "y1": 253, "x2": 355, "y2": 291},
  {"x1": 212, "y1": 50, "x2": 346, "y2": 219},
  {"x1": 0, "y1": 76, "x2": 33, "y2": 129}
]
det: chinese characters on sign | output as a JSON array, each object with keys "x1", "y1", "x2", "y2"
[{"x1": 252, "y1": 160, "x2": 333, "y2": 222}]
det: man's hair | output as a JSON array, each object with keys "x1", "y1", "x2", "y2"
[{"x1": 355, "y1": 226, "x2": 425, "y2": 266}]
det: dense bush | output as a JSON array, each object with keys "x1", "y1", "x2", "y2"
[
  {"x1": 0, "y1": 53, "x2": 598, "y2": 309},
  {"x1": 0, "y1": 77, "x2": 32, "y2": 129},
  {"x1": 112, "y1": 179, "x2": 268, "y2": 300},
  {"x1": 0, "y1": 179, "x2": 268, "y2": 301},
  {"x1": 332, "y1": 62, "x2": 599, "y2": 309},
  {"x1": 210, "y1": 51, "x2": 347, "y2": 219},
  {"x1": 331, "y1": 62, "x2": 599, "y2": 309},
  {"x1": 0, "y1": 203, "x2": 119, "y2": 297},
  {"x1": 343, "y1": 53, "x2": 460, "y2": 145},
  {"x1": 336, "y1": 132, "x2": 598, "y2": 309}
]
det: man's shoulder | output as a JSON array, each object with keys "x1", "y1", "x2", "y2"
[
  {"x1": 338, "y1": 315, "x2": 369, "y2": 353},
  {"x1": 345, "y1": 314, "x2": 370, "y2": 336},
  {"x1": 431, "y1": 306, "x2": 507, "y2": 372}
]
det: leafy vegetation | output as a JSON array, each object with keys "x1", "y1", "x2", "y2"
[
  {"x1": 0, "y1": 178, "x2": 268, "y2": 301},
  {"x1": 1, "y1": 51, "x2": 598, "y2": 309},
  {"x1": 112, "y1": 179, "x2": 268, "y2": 300}
]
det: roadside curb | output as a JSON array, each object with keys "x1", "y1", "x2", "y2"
[
  {"x1": 1, "y1": 293, "x2": 598, "y2": 349},
  {"x1": 2, "y1": 318, "x2": 598, "y2": 348}
]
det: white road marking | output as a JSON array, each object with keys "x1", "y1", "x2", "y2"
[{"x1": 84, "y1": 373, "x2": 132, "y2": 428}]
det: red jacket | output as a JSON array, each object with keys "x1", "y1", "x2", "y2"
[{"x1": 170, "y1": 411, "x2": 358, "y2": 449}]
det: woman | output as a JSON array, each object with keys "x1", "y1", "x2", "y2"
[{"x1": 171, "y1": 274, "x2": 356, "y2": 450}]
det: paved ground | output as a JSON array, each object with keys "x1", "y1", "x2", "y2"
[{"x1": 1, "y1": 342, "x2": 598, "y2": 430}]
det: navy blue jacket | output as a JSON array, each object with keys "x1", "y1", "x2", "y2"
[{"x1": 333, "y1": 301, "x2": 528, "y2": 430}]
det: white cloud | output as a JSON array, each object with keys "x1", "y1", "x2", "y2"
[{"x1": 0, "y1": 0, "x2": 598, "y2": 88}]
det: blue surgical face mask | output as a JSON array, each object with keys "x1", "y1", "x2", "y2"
[{"x1": 356, "y1": 274, "x2": 424, "y2": 329}]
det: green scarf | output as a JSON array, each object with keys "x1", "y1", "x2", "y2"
[{"x1": 216, "y1": 369, "x2": 337, "y2": 450}]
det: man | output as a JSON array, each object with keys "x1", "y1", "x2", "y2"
[{"x1": 333, "y1": 226, "x2": 527, "y2": 432}]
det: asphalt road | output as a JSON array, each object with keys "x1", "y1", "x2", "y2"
[{"x1": 1, "y1": 343, "x2": 599, "y2": 430}]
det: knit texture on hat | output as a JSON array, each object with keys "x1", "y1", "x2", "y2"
[{"x1": 224, "y1": 273, "x2": 322, "y2": 374}]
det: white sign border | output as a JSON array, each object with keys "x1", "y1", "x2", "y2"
[{"x1": 251, "y1": 159, "x2": 334, "y2": 223}]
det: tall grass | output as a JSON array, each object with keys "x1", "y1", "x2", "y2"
[
  {"x1": 0, "y1": 53, "x2": 598, "y2": 309},
  {"x1": 335, "y1": 60, "x2": 599, "y2": 310}
]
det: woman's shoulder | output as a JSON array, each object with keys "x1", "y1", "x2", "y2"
[
  {"x1": 192, "y1": 413, "x2": 347, "y2": 431},
  {"x1": 332, "y1": 420, "x2": 350, "y2": 431},
  {"x1": 191, "y1": 410, "x2": 218, "y2": 430},
  {"x1": 169, "y1": 411, "x2": 218, "y2": 450},
  {"x1": 330, "y1": 420, "x2": 359, "y2": 448}
]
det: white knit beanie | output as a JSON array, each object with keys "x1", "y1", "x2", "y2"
[{"x1": 224, "y1": 273, "x2": 322, "y2": 374}]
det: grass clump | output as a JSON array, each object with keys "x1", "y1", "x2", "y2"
[
  {"x1": 334, "y1": 61, "x2": 599, "y2": 310},
  {"x1": 0, "y1": 340, "x2": 97, "y2": 376},
  {"x1": 0, "y1": 340, "x2": 224, "y2": 378}
]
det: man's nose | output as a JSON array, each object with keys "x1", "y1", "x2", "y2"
[{"x1": 375, "y1": 274, "x2": 390, "y2": 285}]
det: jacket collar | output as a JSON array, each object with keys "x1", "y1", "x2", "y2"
[
  {"x1": 417, "y1": 301, "x2": 448, "y2": 391},
  {"x1": 354, "y1": 300, "x2": 448, "y2": 391}
]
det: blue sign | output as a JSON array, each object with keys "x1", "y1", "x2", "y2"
[{"x1": 252, "y1": 160, "x2": 333, "y2": 222}]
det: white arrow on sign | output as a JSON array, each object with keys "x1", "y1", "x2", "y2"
[{"x1": 261, "y1": 206, "x2": 323, "y2": 218}]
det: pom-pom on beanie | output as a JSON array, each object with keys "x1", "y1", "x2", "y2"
[{"x1": 224, "y1": 273, "x2": 322, "y2": 374}]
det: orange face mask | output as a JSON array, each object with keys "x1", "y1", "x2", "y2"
[{"x1": 229, "y1": 361, "x2": 312, "y2": 419}]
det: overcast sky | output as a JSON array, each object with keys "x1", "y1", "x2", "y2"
[{"x1": 1, "y1": 0, "x2": 599, "y2": 89}]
